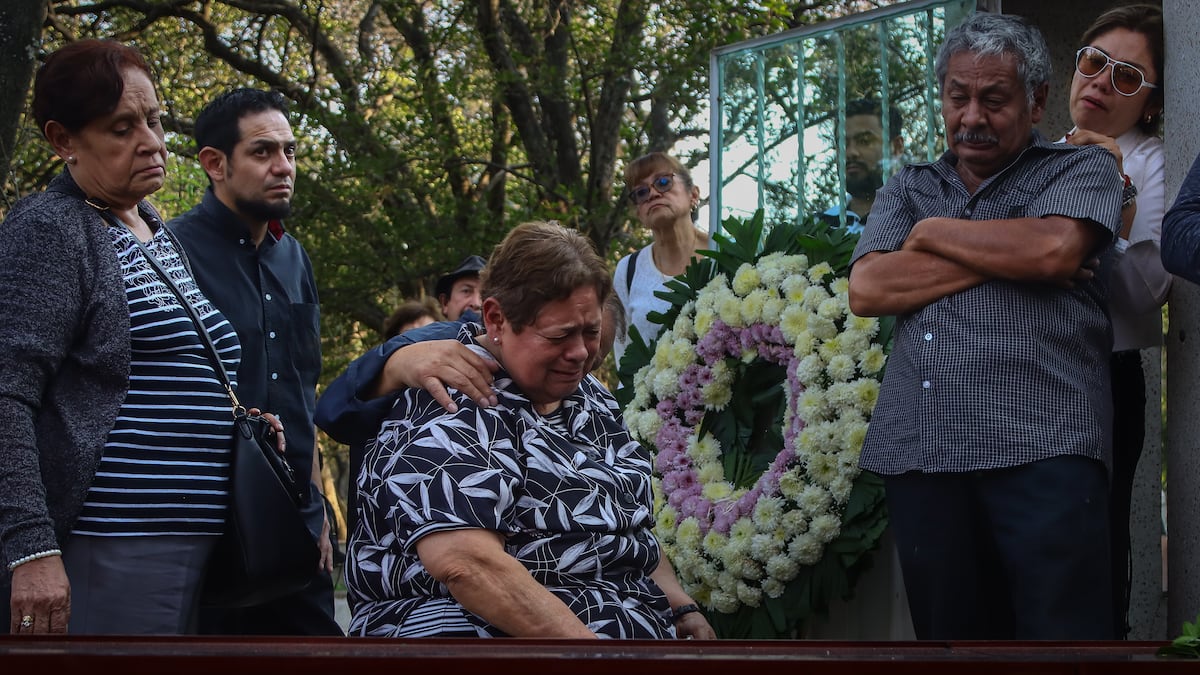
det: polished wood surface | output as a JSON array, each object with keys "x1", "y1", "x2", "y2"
[{"x1": 0, "y1": 638, "x2": 1191, "y2": 673}]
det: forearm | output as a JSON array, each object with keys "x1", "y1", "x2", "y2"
[
  {"x1": 904, "y1": 216, "x2": 1102, "y2": 282},
  {"x1": 1162, "y1": 167, "x2": 1200, "y2": 285},
  {"x1": 419, "y1": 530, "x2": 595, "y2": 638},
  {"x1": 848, "y1": 250, "x2": 987, "y2": 317},
  {"x1": 649, "y1": 555, "x2": 697, "y2": 609}
]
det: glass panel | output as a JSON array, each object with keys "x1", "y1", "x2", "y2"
[{"x1": 711, "y1": 0, "x2": 977, "y2": 237}]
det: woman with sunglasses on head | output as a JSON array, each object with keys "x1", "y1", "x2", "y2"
[
  {"x1": 1061, "y1": 3, "x2": 1169, "y2": 640},
  {"x1": 612, "y1": 152, "x2": 709, "y2": 371}
]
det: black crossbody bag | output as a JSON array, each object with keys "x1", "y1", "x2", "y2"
[{"x1": 98, "y1": 208, "x2": 318, "y2": 607}]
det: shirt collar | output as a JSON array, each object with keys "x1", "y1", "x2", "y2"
[{"x1": 200, "y1": 188, "x2": 286, "y2": 244}]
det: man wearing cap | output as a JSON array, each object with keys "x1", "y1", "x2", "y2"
[{"x1": 435, "y1": 254, "x2": 485, "y2": 321}]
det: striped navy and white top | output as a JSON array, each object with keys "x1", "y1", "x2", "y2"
[{"x1": 72, "y1": 224, "x2": 241, "y2": 537}]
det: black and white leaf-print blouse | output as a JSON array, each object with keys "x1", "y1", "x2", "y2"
[{"x1": 346, "y1": 323, "x2": 675, "y2": 638}]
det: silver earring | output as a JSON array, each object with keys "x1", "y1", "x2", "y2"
[
  {"x1": 66, "y1": 156, "x2": 76, "y2": 164},
  {"x1": 492, "y1": 336, "x2": 500, "y2": 344}
]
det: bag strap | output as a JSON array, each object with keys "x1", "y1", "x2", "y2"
[
  {"x1": 625, "y1": 247, "x2": 640, "y2": 295},
  {"x1": 91, "y1": 206, "x2": 243, "y2": 416}
]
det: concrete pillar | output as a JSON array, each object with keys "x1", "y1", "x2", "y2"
[{"x1": 1163, "y1": 0, "x2": 1200, "y2": 636}]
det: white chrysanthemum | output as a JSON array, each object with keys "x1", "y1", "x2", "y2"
[
  {"x1": 673, "y1": 303, "x2": 697, "y2": 341},
  {"x1": 710, "y1": 589, "x2": 740, "y2": 614},
  {"x1": 702, "y1": 531, "x2": 728, "y2": 558},
  {"x1": 779, "y1": 509, "x2": 809, "y2": 536},
  {"x1": 652, "y1": 367, "x2": 682, "y2": 400},
  {"x1": 702, "y1": 481, "x2": 734, "y2": 501},
  {"x1": 846, "y1": 314, "x2": 879, "y2": 337},
  {"x1": 763, "y1": 577, "x2": 787, "y2": 598},
  {"x1": 657, "y1": 504, "x2": 679, "y2": 532},
  {"x1": 757, "y1": 255, "x2": 789, "y2": 288},
  {"x1": 808, "y1": 315, "x2": 838, "y2": 341},
  {"x1": 736, "y1": 581, "x2": 763, "y2": 607},
  {"x1": 779, "y1": 304, "x2": 810, "y2": 342},
  {"x1": 807, "y1": 453, "x2": 840, "y2": 487},
  {"x1": 667, "y1": 338, "x2": 695, "y2": 370},
  {"x1": 729, "y1": 518, "x2": 757, "y2": 547},
  {"x1": 798, "y1": 484, "x2": 832, "y2": 517},
  {"x1": 828, "y1": 475, "x2": 854, "y2": 503},
  {"x1": 701, "y1": 378, "x2": 733, "y2": 410},
  {"x1": 859, "y1": 346, "x2": 886, "y2": 375},
  {"x1": 740, "y1": 289, "x2": 769, "y2": 325},
  {"x1": 752, "y1": 496, "x2": 785, "y2": 527},
  {"x1": 830, "y1": 277, "x2": 850, "y2": 295},
  {"x1": 694, "y1": 307, "x2": 716, "y2": 337},
  {"x1": 781, "y1": 274, "x2": 809, "y2": 302},
  {"x1": 750, "y1": 532, "x2": 784, "y2": 561},
  {"x1": 810, "y1": 513, "x2": 842, "y2": 543},
  {"x1": 778, "y1": 470, "x2": 804, "y2": 500},
  {"x1": 676, "y1": 517, "x2": 703, "y2": 548},
  {"x1": 807, "y1": 261, "x2": 833, "y2": 282},
  {"x1": 852, "y1": 378, "x2": 880, "y2": 410},
  {"x1": 826, "y1": 354, "x2": 857, "y2": 382},
  {"x1": 697, "y1": 461, "x2": 727, "y2": 486},
  {"x1": 761, "y1": 295, "x2": 785, "y2": 325},
  {"x1": 732, "y1": 263, "x2": 760, "y2": 297},
  {"x1": 817, "y1": 296, "x2": 845, "y2": 321},
  {"x1": 690, "y1": 433, "x2": 721, "y2": 465},
  {"x1": 795, "y1": 354, "x2": 825, "y2": 385},
  {"x1": 717, "y1": 293, "x2": 745, "y2": 328},
  {"x1": 789, "y1": 534, "x2": 823, "y2": 565},
  {"x1": 765, "y1": 554, "x2": 801, "y2": 582}
]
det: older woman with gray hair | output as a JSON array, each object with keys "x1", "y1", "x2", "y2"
[{"x1": 346, "y1": 221, "x2": 715, "y2": 640}]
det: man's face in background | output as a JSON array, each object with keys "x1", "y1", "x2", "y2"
[{"x1": 845, "y1": 114, "x2": 888, "y2": 200}]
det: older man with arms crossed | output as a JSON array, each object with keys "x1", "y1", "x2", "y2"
[{"x1": 848, "y1": 13, "x2": 1122, "y2": 640}]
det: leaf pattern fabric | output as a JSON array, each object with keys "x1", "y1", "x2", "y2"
[{"x1": 346, "y1": 324, "x2": 675, "y2": 638}]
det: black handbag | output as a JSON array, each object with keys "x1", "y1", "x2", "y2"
[{"x1": 120, "y1": 221, "x2": 319, "y2": 608}]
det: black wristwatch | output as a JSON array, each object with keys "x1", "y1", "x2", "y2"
[
  {"x1": 1122, "y1": 174, "x2": 1138, "y2": 209},
  {"x1": 672, "y1": 603, "x2": 702, "y2": 622}
]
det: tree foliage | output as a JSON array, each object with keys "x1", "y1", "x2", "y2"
[
  {"x1": 9, "y1": 0, "x2": 883, "y2": 344},
  {"x1": 1, "y1": 0, "x2": 900, "y2": 531}
]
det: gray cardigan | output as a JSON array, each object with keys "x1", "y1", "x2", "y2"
[{"x1": 0, "y1": 171, "x2": 133, "y2": 578}]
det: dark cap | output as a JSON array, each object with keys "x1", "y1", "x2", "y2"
[{"x1": 435, "y1": 254, "x2": 486, "y2": 299}]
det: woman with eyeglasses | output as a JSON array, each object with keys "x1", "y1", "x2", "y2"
[
  {"x1": 611, "y1": 152, "x2": 709, "y2": 371},
  {"x1": 1061, "y1": 3, "x2": 1168, "y2": 640}
]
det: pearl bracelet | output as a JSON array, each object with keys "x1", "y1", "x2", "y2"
[{"x1": 7, "y1": 548, "x2": 62, "y2": 571}]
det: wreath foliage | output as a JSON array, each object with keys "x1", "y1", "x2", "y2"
[{"x1": 616, "y1": 211, "x2": 892, "y2": 639}]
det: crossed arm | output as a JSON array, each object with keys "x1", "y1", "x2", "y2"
[{"x1": 848, "y1": 215, "x2": 1106, "y2": 317}]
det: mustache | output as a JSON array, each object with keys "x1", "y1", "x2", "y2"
[{"x1": 954, "y1": 131, "x2": 999, "y2": 145}]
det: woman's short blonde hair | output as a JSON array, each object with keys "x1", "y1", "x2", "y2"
[{"x1": 481, "y1": 221, "x2": 612, "y2": 331}]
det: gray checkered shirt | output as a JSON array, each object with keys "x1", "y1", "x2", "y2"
[{"x1": 851, "y1": 132, "x2": 1122, "y2": 474}]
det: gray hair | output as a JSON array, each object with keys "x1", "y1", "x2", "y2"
[{"x1": 935, "y1": 13, "x2": 1051, "y2": 107}]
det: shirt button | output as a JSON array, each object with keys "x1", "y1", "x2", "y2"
[
  {"x1": 922, "y1": 380, "x2": 931, "y2": 389},
  {"x1": 271, "y1": 373, "x2": 279, "y2": 380},
  {"x1": 622, "y1": 492, "x2": 635, "y2": 504},
  {"x1": 265, "y1": 293, "x2": 273, "y2": 301},
  {"x1": 238, "y1": 238, "x2": 246, "y2": 245},
  {"x1": 269, "y1": 331, "x2": 277, "y2": 339},
  {"x1": 924, "y1": 332, "x2": 933, "y2": 341}
]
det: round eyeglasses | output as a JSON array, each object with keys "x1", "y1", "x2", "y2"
[
  {"x1": 1075, "y1": 46, "x2": 1157, "y2": 97},
  {"x1": 628, "y1": 173, "x2": 676, "y2": 205}
]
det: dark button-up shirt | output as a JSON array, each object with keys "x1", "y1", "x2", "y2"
[
  {"x1": 850, "y1": 132, "x2": 1122, "y2": 475},
  {"x1": 169, "y1": 189, "x2": 325, "y2": 531}
]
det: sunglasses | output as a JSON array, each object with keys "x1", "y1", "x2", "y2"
[
  {"x1": 1075, "y1": 46, "x2": 1157, "y2": 97},
  {"x1": 628, "y1": 173, "x2": 676, "y2": 205}
]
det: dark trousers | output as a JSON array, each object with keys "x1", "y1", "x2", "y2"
[
  {"x1": 1109, "y1": 350, "x2": 1147, "y2": 639},
  {"x1": 198, "y1": 565, "x2": 342, "y2": 636},
  {"x1": 885, "y1": 456, "x2": 1113, "y2": 640}
]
